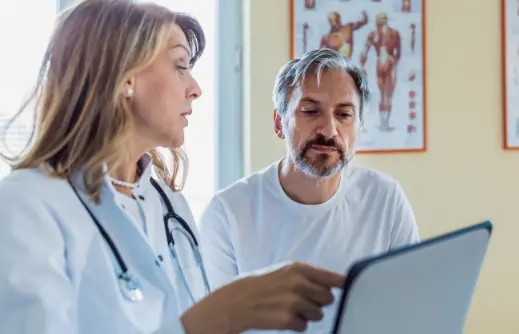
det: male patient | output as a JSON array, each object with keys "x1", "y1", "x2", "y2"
[{"x1": 198, "y1": 48, "x2": 419, "y2": 333}]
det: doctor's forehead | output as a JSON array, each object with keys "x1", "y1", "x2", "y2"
[{"x1": 167, "y1": 25, "x2": 190, "y2": 56}]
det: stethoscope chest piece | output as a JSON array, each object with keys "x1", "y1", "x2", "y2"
[{"x1": 118, "y1": 272, "x2": 144, "y2": 303}]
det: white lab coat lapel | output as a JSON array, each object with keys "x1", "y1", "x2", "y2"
[
  {"x1": 71, "y1": 154, "x2": 204, "y2": 314},
  {"x1": 126, "y1": 157, "x2": 179, "y2": 286},
  {"x1": 125, "y1": 177, "x2": 196, "y2": 316},
  {"x1": 134, "y1": 181, "x2": 179, "y2": 285},
  {"x1": 144, "y1": 182, "x2": 209, "y2": 311},
  {"x1": 72, "y1": 178, "x2": 176, "y2": 296},
  {"x1": 136, "y1": 179, "x2": 203, "y2": 313}
]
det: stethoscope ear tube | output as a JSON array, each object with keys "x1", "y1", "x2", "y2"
[
  {"x1": 69, "y1": 179, "x2": 144, "y2": 303},
  {"x1": 150, "y1": 178, "x2": 199, "y2": 247},
  {"x1": 69, "y1": 179, "x2": 128, "y2": 274}
]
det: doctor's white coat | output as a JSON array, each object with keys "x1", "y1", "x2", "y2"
[{"x1": 0, "y1": 166, "x2": 207, "y2": 333}]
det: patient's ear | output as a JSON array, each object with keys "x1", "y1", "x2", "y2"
[{"x1": 273, "y1": 109, "x2": 285, "y2": 139}]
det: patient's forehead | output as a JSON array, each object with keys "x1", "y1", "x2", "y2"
[{"x1": 289, "y1": 70, "x2": 360, "y2": 109}]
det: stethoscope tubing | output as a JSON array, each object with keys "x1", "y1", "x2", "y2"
[{"x1": 69, "y1": 177, "x2": 210, "y2": 303}]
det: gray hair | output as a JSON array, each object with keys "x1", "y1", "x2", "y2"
[{"x1": 272, "y1": 48, "x2": 371, "y2": 120}]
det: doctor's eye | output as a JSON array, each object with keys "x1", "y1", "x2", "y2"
[{"x1": 176, "y1": 65, "x2": 189, "y2": 74}]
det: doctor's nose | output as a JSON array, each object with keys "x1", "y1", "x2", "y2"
[{"x1": 187, "y1": 76, "x2": 202, "y2": 101}]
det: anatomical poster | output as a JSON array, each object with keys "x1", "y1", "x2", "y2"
[
  {"x1": 290, "y1": 0, "x2": 426, "y2": 153},
  {"x1": 503, "y1": 0, "x2": 519, "y2": 149}
]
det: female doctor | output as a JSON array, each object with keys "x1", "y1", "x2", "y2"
[{"x1": 0, "y1": 0, "x2": 344, "y2": 333}]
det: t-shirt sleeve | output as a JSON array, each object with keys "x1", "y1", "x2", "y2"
[
  {"x1": 389, "y1": 183, "x2": 420, "y2": 249},
  {"x1": 198, "y1": 195, "x2": 239, "y2": 290}
]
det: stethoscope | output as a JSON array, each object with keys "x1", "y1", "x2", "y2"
[{"x1": 69, "y1": 177, "x2": 211, "y2": 304}]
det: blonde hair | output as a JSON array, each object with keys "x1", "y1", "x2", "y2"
[{"x1": 0, "y1": 0, "x2": 205, "y2": 202}]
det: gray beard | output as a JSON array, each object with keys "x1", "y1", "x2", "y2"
[{"x1": 290, "y1": 147, "x2": 354, "y2": 179}]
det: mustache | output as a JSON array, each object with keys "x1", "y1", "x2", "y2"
[{"x1": 303, "y1": 135, "x2": 342, "y2": 151}]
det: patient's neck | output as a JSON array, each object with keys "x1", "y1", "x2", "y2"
[{"x1": 278, "y1": 158, "x2": 341, "y2": 205}]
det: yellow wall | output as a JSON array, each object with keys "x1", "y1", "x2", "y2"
[{"x1": 243, "y1": 0, "x2": 519, "y2": 333}]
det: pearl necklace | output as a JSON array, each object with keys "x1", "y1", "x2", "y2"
[{"x1": 107, "y1": 175, "x2": 139, "y2": 189}]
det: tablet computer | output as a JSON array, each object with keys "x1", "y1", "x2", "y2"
[{"x1": 331, "y1": 221, "x2": 493, "y2": 334}]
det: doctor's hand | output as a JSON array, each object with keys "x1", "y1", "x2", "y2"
[{"x1": 181, "y1": 262, "x2": 344, "y2": 334}]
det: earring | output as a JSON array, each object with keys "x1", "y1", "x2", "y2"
[{"x1": 126, "y1": 88, "x2": 134, "y2": 97}]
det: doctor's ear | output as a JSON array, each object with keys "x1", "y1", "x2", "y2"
[
  {"x1": 273, "y1": 109, "x2": 285, "y2": 139},
  {"x1": 123, "y1": 76, "x2": 136, "y2": 98}
]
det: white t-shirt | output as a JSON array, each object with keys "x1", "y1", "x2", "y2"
[{"x1": 198, "y1": 161, "x2": 420, "y2": 334}]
